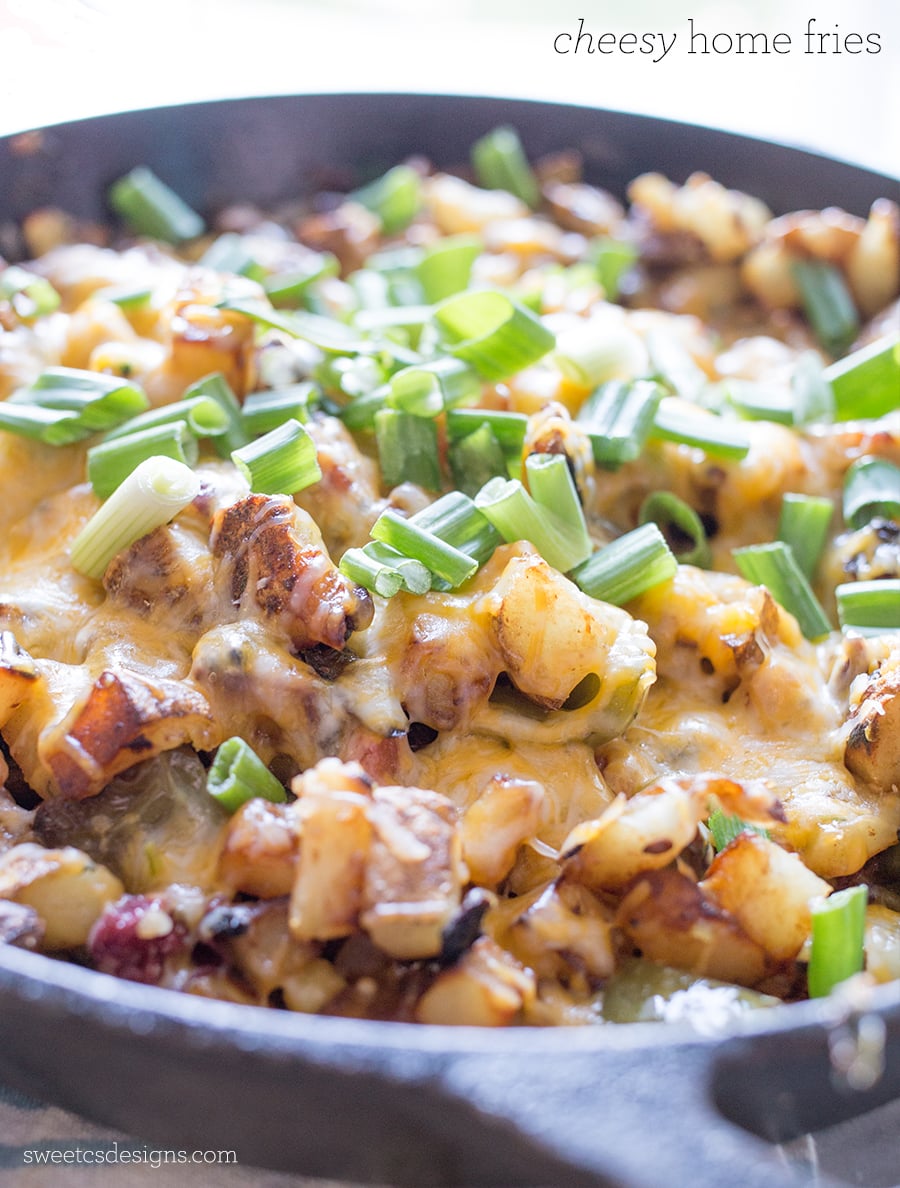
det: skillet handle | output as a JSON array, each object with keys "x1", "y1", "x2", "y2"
[{"x1": 413, "y1": 1021, "x2": 900, "y2": 1188}]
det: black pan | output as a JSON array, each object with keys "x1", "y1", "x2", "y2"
[{"x1": 1, "y1": 93, "x2": 900, "y2": 1188}]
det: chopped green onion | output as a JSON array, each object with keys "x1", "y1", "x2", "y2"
[
  {"x1": 0, "y1": 402, "x2": 83, "y2": 445},
  {"x1": 410, "y1": 490, "x2": 502, "y2": 568},
  {"x1": 588, "y1": 239, "x2": 638, "y2": 303},
  {"x1": 777, "y1": 493, "x2": 833, "y2": 581},
  {"x1": 108, "y1": 165, "x2": 205, "y2": 244},
  {"x1": 370, "y1": 509, "x2": 478, "y2": 588},
  {"x1": 0, "y1": 264, "x2": 60, "y2": 318},
  {"x1": 733, "y1": 542, "x2": 832, "y2": 640},
  {"x1": 338, "y1": 385, "x2": 390, "y2": 431},
  {"x1": 417, "y1": 235, "x2": 481, "y2": 303},
  {"x1": 569, "y1": 523, "x2": 677, "y2": 605},
  {"x1": 199, "y1": 233, "x2": 265, "y2": 280},
  {"x1": 434, "y1": 289, "x2": 554, "y2": 382},
  {"x1": 639, "y1": 491, "x2": 712, "y2": 568},
  {"x1": 446, "y1": 408, "x2": 528, "y2": 456},
  {"x1": 387, "y1": 358, "x2": 480, "y2": 418},
  {"x1": 843, "y1": 456, "x2": 900, "y2": 530},
  {"x1": 791, "y1": 259, "x2": 859, "y2": 358},
  {"x1": 791, "y1": 351, "x2": 835, "y2": 425},
  {"x1": 184, "y1": 373, "x2": 248, "y2": 458},
  {"x1": 102, "y1": 394, "x2": 230, "y2": 443},
  {"x1": 241, "y1": 383, "x2": 318, "y2": 435},
  {"x1": 340, "y1": 541, "x2": 431, "y2": 598},
  {"x1": 724, "y1": 380, "x2": 795, "y2": 425},
  {"x1": 471, "y1": 126, "x2": 539, "y2": 209},
  {"x1": 207, "y1": 736, "x2": 287, "y2": 814},
  {"x1": 807, "y1": 885, "x2": 868, "y2": 999},
  {"x1": 836, "y1": 580, "x2": 900, "y2": 632},
  {"x1": 70, "y1": 456, "x2": 200, "y2": 580},
  {"x1": 826, "y1": 335, "x2": 900, "y2": 421},
  {"x1": 220, "y1": 297, "x2": 366, "y2": 355},
  {"x1": 374, "y1": 409, "x2": 441, "y2": 491},
  {"x1": 577, "y1": 379, "x2": 663, "y2": 468},
  {"x1": 19, "y1": 367, "x2": 149, "y2": 428},
  {"x1": 474, "y1": 475, "x2": 591, "y2": 573},
  {"x1": 87, "y1": 422, "x2": 198, "y2": 499},
  {"x1": 707, "y1": 810, "x2": 770, "y2": 852},
  {"x1": 263, "y1": 254, "x2": 340, "y2": 307},
  {"x1": 231, "y1": 419, "x2": 321, "y2": 495},
  {"x1": 352, "y1": 164, "x2": 422, "y2": 235},
  {"x1": 95, "y1": 283, "x2": 154, "y2": 310},
  {"x1": 525, "y1": 452, "x2": 591, "y2": 560},
  {"x1": 449, "y1": 424, "x2": 509, "y2": 496},
  {"x1": 353, "y1": 304, "x2": 433, "y2": 340},
  {"x1": 651, "y1": 399, "x2": 751, "y2": 460}
]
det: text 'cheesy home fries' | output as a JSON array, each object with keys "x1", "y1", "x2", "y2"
[{"x1": 0, "y1": 127, "x2": 898, "y2": 1027}]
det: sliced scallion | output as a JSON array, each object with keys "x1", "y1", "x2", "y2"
[
  {"x1": 199, "y1": 233, "x2": 265, "y2": 280},
  {"x1": 791, "y1": 351, "x2": 835, "y2": 425},
  {"x1": 340, "y1": 540, "x2": 432, "y2": 598},
  {"x1": 569, "y1": 523, "x2": 677, "y2": 605},
  {"x1": 791, "y1": 259, "x2": 859, "y2": 358},
  {"x1": 836, "y1": 580, "x2": 900, "y2": 632},
  {"x1": 374, "y1": 408, "x2": 441, "y2": 491},
  {"x1": 241, "y1": 383, "x2": 318, "y2": 436},
  {"x1": 474, "y1": 476, "x2": 591, "y2": 574},
  {"x1": 471, "y1": 126, "x2": 539, "y2": 209},
  {"x1": 0, "y1": 402, "x2": 83, "y2": 445},
  {"x1": 639, "y1": 491, "x2": 712, "y2": 568},
  {"x1": 108, "y1": 165, "x2": 205, "y2": 244},
  {"x1": 417, "y1": 234, "x2": 481, "y2": 303},
  {"x1": 843, "y1": 456, "x2": 900, "y2": 530},
  {"x1": 263, "y1": 253, "x2": 340, "y2": 307},
  {"x1": 807, "y1": 885, "x2": 868, "y2": 999},
  {"x1": 21, "y1": 367, "x2": 149, "y2": 430},
  {"x1": 651, "y1": 399, "x2": 751, "y2": 460},
  {"x1": 525, "y1": 453, "x2": 591, "y2": 562},
  {"x1": 777, "y1": 493, "x2": 833, "y2": 581},
  {"x1": 577, "y1": 379, "x2": 663, "y2": 468},
  {"x1": 370, "y1": 509, "x2": 478, "y2": 588},
  {"x1": 387, "y1": 358, "x2": 480, "y2": 418},
  {"x1": 352, "y1": 164, "x2": 422, "y2": 235},
  {"x1": 184, "y1": 373, "x2": 248, "y2": 458},
  {"x1": 409, "y1": 490, "x2": 501, "y2": 569},
  {"x1": 220, "y1": 297, "x2": 366, "y2": 355},
  {"x1": 0, "y1": 264, "x2": 60, "y2": 318},
  {"x1": 825, "y1": 336, "x2": 900, "y2": 422},
  {"x1": 70, "y1": 456, "x2": 200, "y2": 580},
  {"x1": 449, "y1": 424, "x2": 509, "y2": 497},
  {"x1": 446, "y1": 408, "x2": 528, "y2": 457},
  {"x1": 588, "y1": 239, "x2": 638, "y2": 303},
  {"x1": 231, "y1": 419, "x2": 321, "y2": 495},
  {"x1": 207, "y1": 736, "x2": 287, "y2": 814},
  {"x1": 102, "y1": 394, "x2": 230, "y2": 443},
  {"x1": 707, "y1": 810, "x2": 770, "y2": 852},
  {"x1": 434, "y1": 289, "x2": 554, "y2": 382},
  {"x1": 724, "y1": 380, "x2": 795, "y2": 426},
  {"x1": 733, "y1": 541, "x2": 832, "y2": 640},
  {"x1": 87, "y1": 422, "x2": 198, "y2": 499}
]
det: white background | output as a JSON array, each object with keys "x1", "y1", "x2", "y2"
[{"x1": 0, "y1": 0, "x2": 897, "y2": 176}]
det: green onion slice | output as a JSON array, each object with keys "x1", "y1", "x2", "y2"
[
  {"x1": 639, "y1": 491, "x2": 712, "y2": 568},
  {"x1": 577, "y1": 379, "x2": 663, "y2": 468},
  {"x1": 651, "y1": 399, "x2": 751, "y2": 460},
  {"x1": 108, "y1": 165, "x2": 205, "y2": 244},
  {"x1": 733, "y1": 542, "x2": 832, "y2": 640},
  {"x1": 471, "y1": 126, "x2": 539, "y2": 209},
  {"x1": 370, "y1": 509, "x2": 478, "y2": 589},
  {"x1": 474, "y1": 475, "x2": 591, "y2": 574},
  {"x1": 351, "y1": 164, "x2": 422, "y2": 235},
  {"x1": 449, "y1": 424, "x2": 510, "y2": 497},
  {"x1": 207, "y1": 736, "x2": 287, "y2": 814},
  {"x1": 102, "y1": 394, "x2": 230, "y2": 443},
  {"x1": 374, "y1": 409, "x2": 441, "y2": 491},
  {"x1": 569, "y1": 523, "x2": 677, "y2": 606},
  {"x1": 87, "y1": 422, "x2": 198, "y2": 499},
  {"x1": 0, "y1": 403, "x2": 83, "y2": 445},
  {"x1": 220, "y1": 297, "x2": 367, "y2": 355},
  {"x1": 231, "y1": 419, "x2": 321, "y2": 495},
  {"x1": 446, "y1": 408, "x2": 528, "y2": 457},
  {"x1": 525, "y1": 452, "x2": 591, "y2": 560},
  {"x1": 0, "y1": 265, "x2": 61, "y2": 318},
  {"x1": 417, "y1": 235, "x2": 481, "y2": 303},
  {"x1": 263, "y1": 253, "x2": 340, "y2": 307},
  {"x1": 807, "y1": 885, "x2": 868, "y2": 999},
  {"x1": 724, "y1": 380, "x2": 795, "y2": 426},
  {"x1": 707, "y1": 810, "x2": 770, "y2": 852},
  {"x1": 408, "y1": 491, "x2": 501, "y2": 569},
  {"x1": 241, "y1": 383, "x2": 318, "y2": 436},
  {"x1": 588, "y1": 239, "x2": 638, "y2": 303},
  {"x1": 836, "y1": 580, "x2": 900, "y2": 632},
  {"x1": 70, "y1": 456, "x2": 200, "y2": 580},
  {"x1": 825, "y1": 335, "x2": 900, "y2": 422},
  {"x1": 645, "y1": 330, "x2": 709, "y2": 403},
  {"x1": 199, "y1": 233, "x2": 265, "y2": 280},
  {"x1": 791, "y1": 351, "x2": 835, "y2": 425},
  {"x1": 387, "y1": 358, "x2": 481, "y2": 418},
  {"x1": 791, "y1": 259, "x2": 860, "y2": 358},
  {"x1": 339, "y1": 541, "x2": 431, "y2": 598},
  {"x1": 18, "y1": 367, "x2": 149, "y2": 428},
  {"x1": 843, "y1": 456, "x2": 900, "y2": 530},
  {"x1": 777, "y1": 493, "x2": 833, "y2": 581},
  {"x1": 434, "y1": 289, "x2": 554, "y2": 382},
  {"x1": 183, "y1": 373, "x2": 249, "y2": 459}
]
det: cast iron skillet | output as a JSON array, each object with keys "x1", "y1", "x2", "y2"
[{"x1": 2, "y1": 94, "x2": 900, "y2": 1188}]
